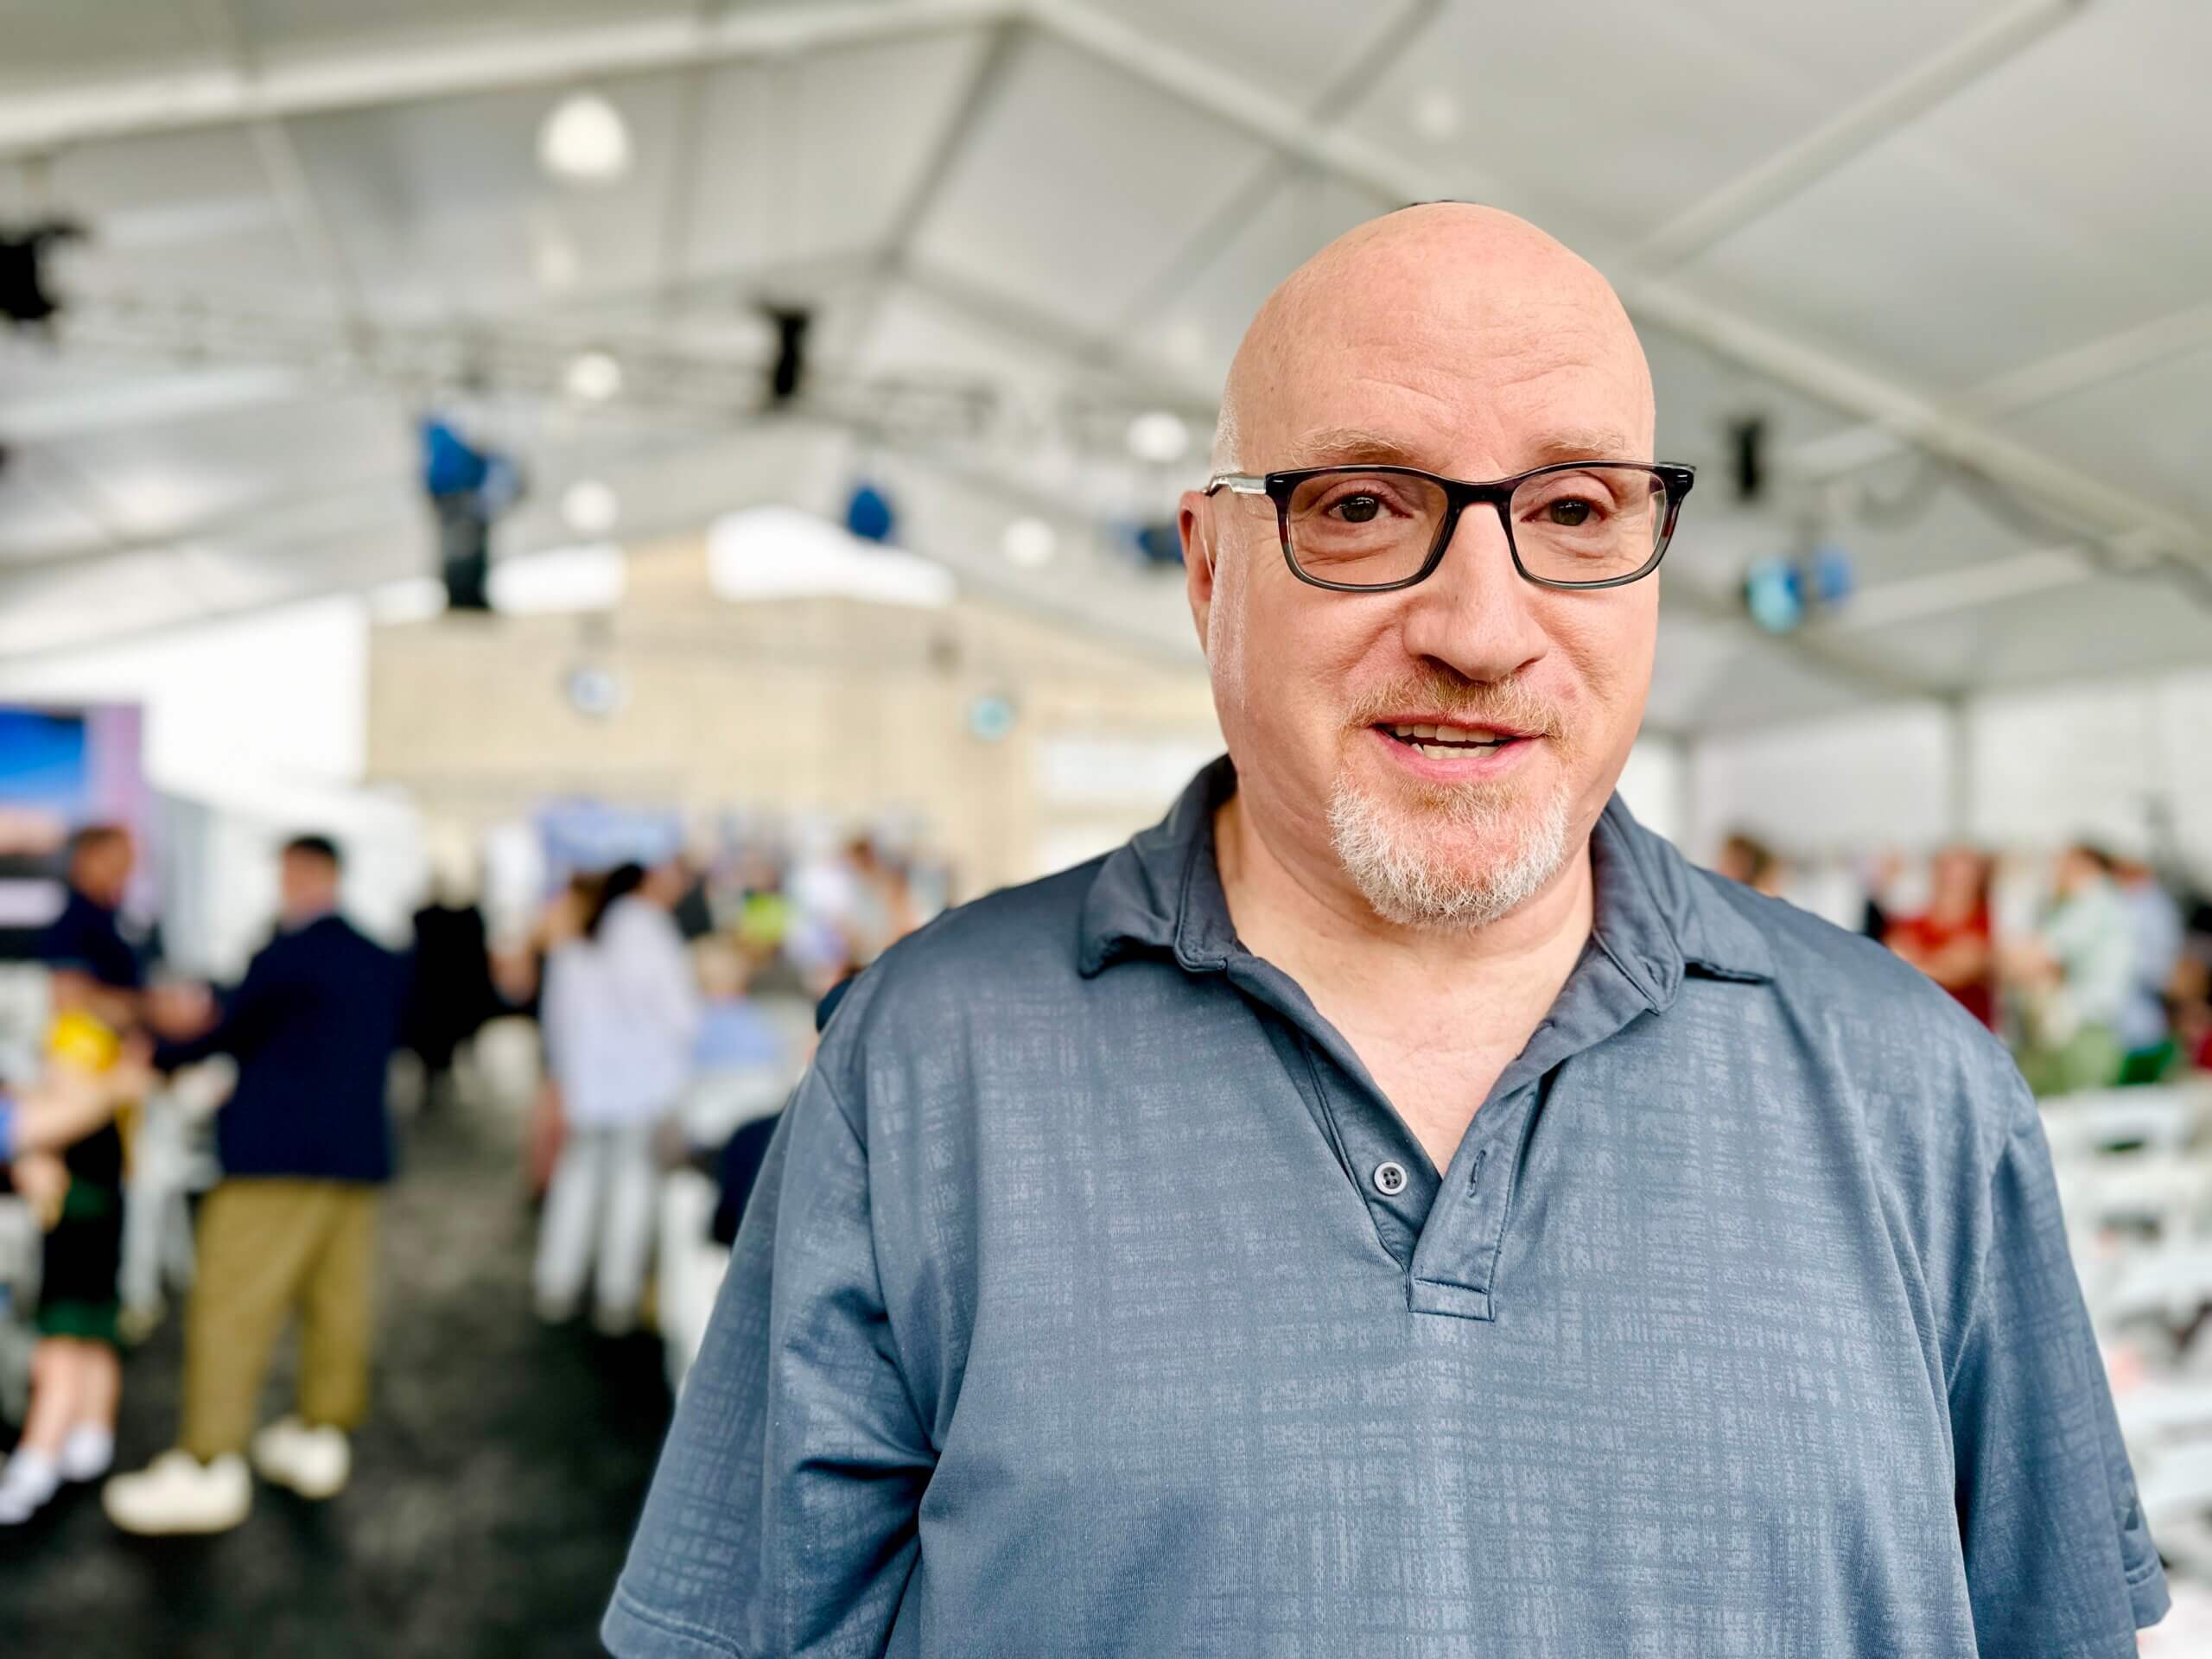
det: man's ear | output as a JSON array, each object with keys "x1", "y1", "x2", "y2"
[{"x1": 1179, "y1": 492, "x2": 1215, "y2": 657}]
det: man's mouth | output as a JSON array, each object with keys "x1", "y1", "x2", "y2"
[{"x1": 1375, "y1": 721, "x2": 1532, "y2": 760}]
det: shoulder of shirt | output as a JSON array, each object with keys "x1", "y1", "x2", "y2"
[
  {"x1": 1690, "y1": 861, "x2": 2032, "y2": 1151},
  {"x1": 810, "y1": 855, "x2": 1112, "y2": 1072}
]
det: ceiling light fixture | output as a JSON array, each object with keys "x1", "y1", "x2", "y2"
[
  {"x1": 563, "y1": 349, "x2": 622, "y2": 403},
  {"x1": 1125, "y1": 410, "x2": 1190, "y2": 465},
  {"x1": 1001, "y1": 517, "x2": 1057, "y2": 569},
  {"x1": 561, "y1": 478, "x2": 620, "y2": 535},
  {"x1": 1412, "y1": 90, "x2": 1461, "y2": 142},
  {"x1": 537, "y1": 91, "x2": 632, "y2": 185}
]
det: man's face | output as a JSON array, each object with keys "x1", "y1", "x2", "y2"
[
  {"x1": 73, "y1": 834, "x2": 134, "y2": 907},
  {"x1": 281, "y1": 850, "x2": 340, "y2": 920},
  {"x1": 1183, "y1": 216, "x2": 1659, "y2": 928}
]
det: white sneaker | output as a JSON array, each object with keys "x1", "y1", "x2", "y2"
[
  {"x1": 534, "y1": 1291, "x2": 579, "y2": 1325},
  {"x1": 57, "y1": 1424, "x2": 115, "y2": 1483},
  {"x1": 102, "y1": 1451, "x2": 251, "y2": 1535},
  {"x1": 250, "y1": 1416, "x2": 350, "y2": 1500},
  {"x1": 0, "y1": 1448, "x2": 60, "y2": 1525}
]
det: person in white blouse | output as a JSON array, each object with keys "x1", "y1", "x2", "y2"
[{"x1": 533, "y1": 858, "x2": 701, "y2": 1334}]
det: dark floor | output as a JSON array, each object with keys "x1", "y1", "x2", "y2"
[{"x1": 0, "y1": 1096, "x2": 671, "y2": 1659}]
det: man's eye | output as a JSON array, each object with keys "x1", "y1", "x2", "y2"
[
  {"x1": 1331, "y1": 494, "x2": 1384, "y2": 524},
  {"x1": 1545, "y1": 498, "x2": 1595, "y2": 527}
]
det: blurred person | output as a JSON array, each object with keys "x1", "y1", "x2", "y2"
[
  {"x1": 0, "y1": 824, "x2": 154, "y2": 1524},
  {"x1": 1859, "y1": 847, "x2": 1906, "y2": 940},
  {"x1": 845, "y1": 835, "x2": 919, "y2": 962},
  {"x1": 2112, "y1": 855, "x2": 2183, "y2": 1077},
  {"x1": 402, "y1": 847, "x2": 499, "y2": 1114},
  {"x1": 607, "y1": 206, "x2": 2163, "y2": 1656},
  {"x1": 690, "y1": 940, "x2": 793, "y2": 1247},
  {"x1": 520, "y1": 873, "x2": 598, "y2": 1199},
  {"x1": 0, "y1": 1045, "x2": 150, "y2": 1524},
  {"x1": 0, "y1": 1059, "x2": 144, "y2": 1163},
  {"x1": 533, "y1": 859, "x2": 698, "y2": 1335},
  {"x1": 2005, "y1": 842, "x2": 2134, "y2": 1097},
  {"x1": 1714, "y1": 828, "x2": 1785, "y2": 897},
  {"x1": 101, "y1": 835, "x2": 408, "y2": 1535},
  {"x1": 1886, "y1": 845, "x2": 1998, "y2": 1030},
  {"x1": 690, "y1": 938, "x2": 788, "y2": 1083}
]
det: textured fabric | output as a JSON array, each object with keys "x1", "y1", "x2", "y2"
[
  {"x1": 181, "y1": 1179, "x2": 378, "y2": 1459},
  {"x1": 156, "y1": 913, "x2": 409, "y2": 1184},
  {"x1": 607, "y1": 759, "x2": 2164, "y2": 1659}
]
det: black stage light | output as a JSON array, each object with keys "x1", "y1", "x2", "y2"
[
  {"x1": 0, "y1": 220, "x2": 84, "y2": 329},
  {"x1": 765, "y1": 307, "x2": 810, "y2": 404},
  {"x1": 1730, "y1": 416, "x2": 1766, "y2": 503}
]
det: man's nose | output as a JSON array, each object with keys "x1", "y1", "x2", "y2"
[{"x1": 1394, "y1": 502, "x2": 1552, "y2": 683}]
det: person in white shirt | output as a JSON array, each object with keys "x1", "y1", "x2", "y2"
[
  {"x1": 533, "y1": 859, "x2": 701, "y2": 1334},
  {"x1": 2006, "y1": 843, "x2": 2135, "y2": 1096}
]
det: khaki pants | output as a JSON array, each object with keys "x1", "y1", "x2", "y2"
[{"x1": 181, "y1": 1179, "x2": 377, "y2": 1461}]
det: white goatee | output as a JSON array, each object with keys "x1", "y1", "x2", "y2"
[{"x1": 1326, "y1": 774, "x2": 1573, "y2": 930}]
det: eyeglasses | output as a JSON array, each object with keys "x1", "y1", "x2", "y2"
[{"x1": 1203, "y1": 461, "x2": 1695, "y2": 592}]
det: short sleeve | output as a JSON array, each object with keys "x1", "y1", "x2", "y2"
[
  {"x1": 604, "y1": 1064, "x2": 935, "y2": 1659},
  {"x1": 1950, "y1": 1090, "x2": 2169, "y2": 1652}
]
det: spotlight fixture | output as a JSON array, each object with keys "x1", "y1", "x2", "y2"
[
  {"x1": 765, "y1": 307, "x2": 811, "y2": 404},
  {"x1": 0, "y1": 219, "x2": 85, "y2": 330},
  {"x1": 1730, "y1": 416, "x2": 1767, "y2": 503},
  {"x1": 537, "y1": 92, "x2": 632, "y2": 185}
]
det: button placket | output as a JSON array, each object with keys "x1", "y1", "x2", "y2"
[{"x1": 1406, "y1": 1077, "x2": 1549, "y2": 1321}]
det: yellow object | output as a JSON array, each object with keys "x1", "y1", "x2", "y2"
[
  {"x1": 48, "y1": 1007, "x2": 123, "y2": 1071},
  {"x1": 43, "y1": 1007, "x2": 138, "y2": 1173}
]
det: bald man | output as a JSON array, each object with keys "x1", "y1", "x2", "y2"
[{"x1": 607, "y1": 207, "x2": 2163, "y2": 1657}]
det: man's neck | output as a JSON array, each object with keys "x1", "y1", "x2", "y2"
[{"x1": 1214, "y1": 790, "x2": 1598, "y2": 1170}]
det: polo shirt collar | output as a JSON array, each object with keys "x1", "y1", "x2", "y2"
[{"x1": 1077, "y1": 754, "x2": 1774, "y2": 997}]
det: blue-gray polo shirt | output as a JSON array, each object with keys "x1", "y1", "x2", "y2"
[{"x1": 607, "y1": 759, "x2": 2165, "y2": 1658}]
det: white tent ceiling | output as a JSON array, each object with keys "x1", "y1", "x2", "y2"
[{"x1": 0, "y1": 0, "x2": 2207, "y2": 734}]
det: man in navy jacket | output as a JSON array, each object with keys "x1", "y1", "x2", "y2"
[{"x1": 105, "y1": 835, "x2": 409, "y2": 1535}]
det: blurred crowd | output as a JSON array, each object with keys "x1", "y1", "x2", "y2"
[
  {"x1": 15, "y1": 804, "x2": 2199, "y2": 1541},
  {"x1": 0, "y1": 815, "x2": 943, "y2": 1533},
  {"x1": 1718, "y1": 832, "x2": 2212, "y2": 1095}
]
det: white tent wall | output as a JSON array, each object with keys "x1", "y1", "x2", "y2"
[
  {"x1": 1969, "y1": 672, "x2": 2212, "y2": 879},
  {"x1": 1687, "y1": 667, "x2": 2212, "y2": 884},
  {"x1": 1688, "y1": 704, "x2": 1955, "y2": 862},
  {"x1": 1615, "y1": 736, "x2": 1688, "y2": 849},
  {"x1": 0, "y1": 595, "x2": 371, "y2": 799}
]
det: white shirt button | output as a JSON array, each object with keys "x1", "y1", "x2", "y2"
[{"x1": 1372, "y1": 1160, "x2": 1408, "y2": 1197}]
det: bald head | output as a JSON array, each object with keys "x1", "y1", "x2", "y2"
[{"x1": 1211, "y1": 203, "x2": 1652, "y2": 474}]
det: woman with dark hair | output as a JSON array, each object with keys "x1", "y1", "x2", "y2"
[{"x1": 532, "y1": 859, "x2": 698, "y2": 1334}]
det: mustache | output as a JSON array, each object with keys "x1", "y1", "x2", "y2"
[{"x1": 1344, "y1": 674, "x2": 1569, "y2": 741}]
